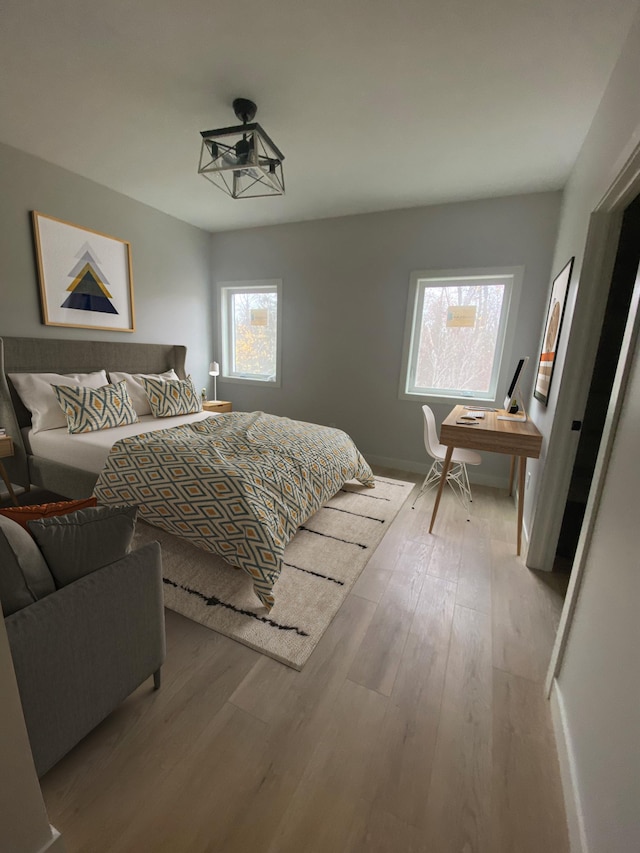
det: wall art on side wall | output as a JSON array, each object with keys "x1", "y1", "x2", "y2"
[
  {"x1": 534, "y1": 256, "x2": 574, "y2": 405},
  {"x1": 31, "y1": 211, "x2": 135, "y2": 332}
]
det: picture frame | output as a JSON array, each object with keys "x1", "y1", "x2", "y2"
[
  {"x1": 534, "y1": 257, "x2": 574, "y2": 405},
  {"x1": 31, "y1": 211, "x2": 135, "y2": 332}
]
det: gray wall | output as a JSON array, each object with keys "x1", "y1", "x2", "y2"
[
  {"x1": 211, "y1": 192, "x2": 562, "y2": 486},
  {"x1": 0, "y1": 142, "x2": 212, "y2": 389}
]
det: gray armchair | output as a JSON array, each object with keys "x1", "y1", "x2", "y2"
[{"x1": 5, "y1": 540, "x2": 166, "y2": 777}]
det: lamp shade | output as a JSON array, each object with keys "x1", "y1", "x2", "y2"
[{"x1": 209, "y1": 362, "x2": 220, "y2": 376}]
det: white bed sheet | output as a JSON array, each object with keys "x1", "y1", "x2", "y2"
[{"x1": 27, "y1": 411, "x2": 215, "y2": 475}]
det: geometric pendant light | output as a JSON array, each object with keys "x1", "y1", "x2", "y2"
[{"x1": 198, "y1": 98, "x2": 285, "y2": 199}]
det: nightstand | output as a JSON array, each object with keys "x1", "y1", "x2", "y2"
[
  {"x1": 0, "y1": 435, "x2": 19, "y2": 506},
  {"x1": 202, "y1": 400, "x2": 232, "y2": 414}
]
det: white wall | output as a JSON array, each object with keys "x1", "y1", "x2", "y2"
[
  {"x1": 0, "y1": 142, "x2": 213, "y2": 390},
  {"x1": 211, "y1": 191, "x2": 561, "y2": 486},
  {"x1": 555, "y1": 343, "x2": 640, "y2": 853},
  {"x1": 525, "y1": 5, "x2": 640, "y2": 541},
  {"x1": 537, "y1": 7, "x2": 640, "y2": 851}
]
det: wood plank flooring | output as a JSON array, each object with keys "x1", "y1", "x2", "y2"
[{"x1": 40, "y1": 473, "x2": 570, "y2": 853}]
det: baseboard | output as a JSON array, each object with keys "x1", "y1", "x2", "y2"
[
  {"x1": 366, "y1": 454, "x2": 508, "y2": 490},
  {"x1": 34, "y1": 827, "x2": 67, "y2": 853},
  {"x1": 550, "y1": 681, "x2": 588, "y2": 853},
  {"x1": 521, "y1": 514, "x2": 530, "y2": 552},
  {"x1": 365, "y1": 454, "x2": 422, "y2": 477}
]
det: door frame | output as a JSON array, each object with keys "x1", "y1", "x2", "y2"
[
  {"x1": 527, "y1": 139, "x2": 640, "y2": 573},
  {"x1": 545, "y1": 139, "x2": 640, "y2": 692}
]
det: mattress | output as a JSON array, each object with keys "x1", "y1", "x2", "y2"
[{"x1": 27, "y1": 411, "x2": 214, "y2": 474}]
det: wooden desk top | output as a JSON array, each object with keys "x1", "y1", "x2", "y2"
[{"x1": 440, "y1": 405, "x2": 542, "y2": 458}]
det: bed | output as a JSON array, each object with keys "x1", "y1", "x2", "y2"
[
  {"x1": 0, "y1": 336, "x2": 374, "y2": 608},
  {"x1": 0, "y1": 336, "x2": 189, "y2": 497}
]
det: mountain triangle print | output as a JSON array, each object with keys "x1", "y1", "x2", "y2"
[{"x1": 61, "y1": 242, "x2": 119, "y2": 314}]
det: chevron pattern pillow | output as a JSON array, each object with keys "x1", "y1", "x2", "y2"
[
  {"x1": 53, "y1": 380, "x2": 139, "y2": 434},
  {"x1": 141, "y1": 375, "x2": 202, "y2": 418}
]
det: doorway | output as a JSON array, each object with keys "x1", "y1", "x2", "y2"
[{"x1": 554, "y1": 193, "x2": 640, "y2": 569}]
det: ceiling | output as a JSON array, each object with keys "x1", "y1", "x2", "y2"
[{"x1": 1, "y1": 0, "x2": 638, "y2": 233}]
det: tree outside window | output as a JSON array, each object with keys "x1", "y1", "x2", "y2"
[
  {"x1": 403, "y1": 270, "x2": 517, "y2": 401},
  {"x1": 219, "y1": 281, "x2": 281, "y2": 384},
  {"x1": 231, "y1": 291, "x2": 277, "y2": 377}
]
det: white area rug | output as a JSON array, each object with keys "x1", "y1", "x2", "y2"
[{"x1": 133, "y1": 476, "x2": 415, "y2": 669}]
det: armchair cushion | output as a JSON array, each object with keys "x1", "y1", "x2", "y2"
[
  {"x1": 28, "y1": 505, "x2": 138, "y2": 588},
  {"x1": 0, "y1": 515, "x2": 55, "y2": 615}
]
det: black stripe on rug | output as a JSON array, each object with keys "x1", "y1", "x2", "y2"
[
  {"x1": 298, "y1": 526, "x2": 368, "y2": 549},
  {"x1": 163, "y1": 577, "x2": 309, "y2": 636},
  {"x1": 324, "y1": 505, "x2": 385, "y2": 523},
  {"x1": 340, "y1": 487, "x2": 392, "y2": 502},
  {"x1": 283, "y1": 561, "x2": 345, "y2": 586},
  {"x1": 374, "y1": 477, "x2": 411, "y2": 488}
]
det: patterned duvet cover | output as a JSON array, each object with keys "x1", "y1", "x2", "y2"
[{"x1": 94, "y1": 411, "x2": 374, "y2": 608}]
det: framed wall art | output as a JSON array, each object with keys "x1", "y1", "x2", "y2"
[
  {"x1": 534, "y1": 256, "x2": 574, "y2": 405},
  {"x1": 32, "y1": 211, "x2": 135, "y2": 332}
]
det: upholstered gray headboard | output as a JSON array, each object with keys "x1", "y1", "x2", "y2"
[{"x1": 0, "y1": 336, "x2": 187, "y2": 496}]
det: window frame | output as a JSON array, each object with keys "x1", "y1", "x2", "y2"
[
  {"x1": 398, "y1": 266, "x2": 524, "y2": 404},
  {"x1": 218, "y1": 279, "x2": 282, "y2": 387}
]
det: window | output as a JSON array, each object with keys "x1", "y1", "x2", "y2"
[
  {"x1": 400, "y1": 268, "x2": 521, "y2": 402},
  {"x1": 219, "y1": 280, "x2": 282, "y2": 385}
]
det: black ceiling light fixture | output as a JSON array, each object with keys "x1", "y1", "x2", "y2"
[{"x1": 198, "y1": 98, "x2": 285, "y2": 199}]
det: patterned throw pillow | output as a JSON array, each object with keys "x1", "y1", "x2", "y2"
[
  {"x1": 8, "y1": 370, "x2": 109, "y2": 433},
  {"x1": 141, "y1": 375, "x2": 202, "y2": 418},
  {"x1": 52, "y1": 381, "x2": 139, "y2": 433},
  {"x1": 108, "y1": 370, "x2": 179, "y2": 416}
]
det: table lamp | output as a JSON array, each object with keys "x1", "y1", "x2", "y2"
[{"x1": 209, "y1": 362, "x2": 219, "y2": 401}]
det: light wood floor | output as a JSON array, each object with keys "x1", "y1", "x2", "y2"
[{"x1": 40, "y1": 474, "x2": 570, "y2": 853}]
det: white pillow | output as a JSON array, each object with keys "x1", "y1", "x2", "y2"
[
  {"x1": 9, "y1": 371, "x2": 109, "y2": 434},
  {"x1": 108, "y1": 370, "x2": 178, "y2": 416}
]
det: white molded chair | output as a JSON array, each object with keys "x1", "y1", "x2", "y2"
[{"x1": 412, "y1": 405, "x2": 482, "y2": 518}]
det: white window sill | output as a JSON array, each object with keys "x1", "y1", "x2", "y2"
[
  {"x1": 221, "y1": 375, "x2": 281, "y2": 389},
  {"x1": 399, "y1": 390, "x2": 497, "y2": 406}
]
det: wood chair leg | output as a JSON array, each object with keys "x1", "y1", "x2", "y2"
[{"x1": 0, "y1": 461, "x2": 19, "y2": 506}]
